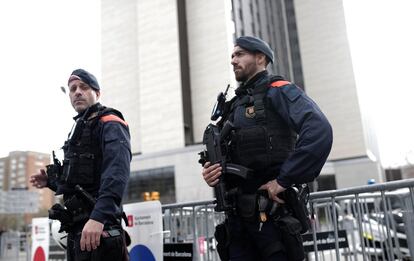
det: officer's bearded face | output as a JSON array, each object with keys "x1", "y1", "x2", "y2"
[
  {"x1": 68, "y1": 79, "x2": 100, "y2": 113},
  {"x1": 231, "y1": 46, "x2": 262, "y2": 82}
]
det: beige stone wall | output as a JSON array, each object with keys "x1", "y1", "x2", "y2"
[
  {"x1": 136, "y1": 0, "x2": 185, "y2": 153},
  {"x1": 101, "y1": 0, "x2": 141, "y2": 153},
  {"x1": 101, "y1": 0, "x2": 185, "y2": 154},
  {"x1": 294, "y1": 0, "x2": 367, "y2": 160},
  {"x1": 185, "y1": 0, "x2": 235, "y2": 142}
]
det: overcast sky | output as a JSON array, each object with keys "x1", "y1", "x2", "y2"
[
  {"x1": 0, "y1": 0, "x2": 100, "y2": 158},
  {"x1": 0, "y1": 0, "x2": 413, "y2": 168},
  {"x1": 343, "y1": 1, "x2": 414, "y2": 167}
]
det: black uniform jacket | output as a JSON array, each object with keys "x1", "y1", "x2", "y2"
[{"x1": 232, "y1": 71, "x2": 333, "y2": 188}]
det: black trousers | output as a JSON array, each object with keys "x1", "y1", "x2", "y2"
[
  {"x1": 226, "y1": 215, "x2": 287, "y2": 261},
  {"x1": 66, "y1": 225, "x2": 128, "y2": 261}
]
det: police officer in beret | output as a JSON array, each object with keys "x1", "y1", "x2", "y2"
[
  {"x1": 30, "y1": 69, "x2": 131, "y2": 261},
  {"x1": 201, "y1": 36, "x2": 333, "y2": 260}
]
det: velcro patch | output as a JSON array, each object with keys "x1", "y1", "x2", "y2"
[
  {"x1": 270, "y1": 80, "x2": 290, "y2": 88},
  {"x1": 100, "y1": 115, "x2": 128, "y2": 126}
]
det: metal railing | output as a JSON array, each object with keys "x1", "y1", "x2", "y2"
[
  {"x1": 162, "y1": 200, "x2": 225, "y2": 261},
  {"x1": 4, "y1": 178, "x2": 414, "y2": 261},
  {"x1": 161, "y1": 179, "x2": 414, "y2": 261},
  {"x1": 307, "y1": 179, "x2": 414, "y2": 261}
]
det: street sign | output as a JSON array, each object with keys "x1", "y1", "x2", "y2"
[{"x1": 302, "y1": 230, "x2": 349, "y2": 252}]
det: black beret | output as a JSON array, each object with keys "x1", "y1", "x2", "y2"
[
  {"x1": 68, "y1": 69, "x2": 100, "y2": 91},
  {"x1": 235, "y1": 36, "x2": 274, "y2": 64}
]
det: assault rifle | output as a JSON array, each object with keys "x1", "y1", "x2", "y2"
[
  {"x1": 74, "y1": 185, "x2": 96, "y2": 208},
  {"x1": 49, "y1": 185, "x2": 97, "y2": 232},
  {"x1": 210, "y1": 84, "x2": 230, "y2": 121},
  {"x1": 46, "y1": 151, "x2": 62, "y2": 180},
  {"x1": 199, "y1": 121, "x2": 251, "y2": 212},
  {"x1": 200, "y1": 84, "x2": 251, "y2": 212}
]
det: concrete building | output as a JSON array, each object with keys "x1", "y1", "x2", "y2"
[
  {"x1": 0, "y1": 158, "x2": 6, "y2": 191},
  {"x1": 100, "y1": 0, "x2": 382, "y2": 203}
]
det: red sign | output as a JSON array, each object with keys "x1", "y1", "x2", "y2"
[
  {"x1": 33, "y1": 246, "x2": 46, "y2": 261},
  {"x1": 198, "y1": 236, "x2": 205, "y2": 255},
  {"x1": 127, "y1": 215, "x2": 134, "y2": 227}
]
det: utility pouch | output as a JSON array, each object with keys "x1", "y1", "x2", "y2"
[
  {"x1": 236, "y1": 194, "x2": 257, "y2": 219},
  {"x1": 100, "y1": 226, "x2": 129, "y2": 261},
  {"x1": 65, "y1": 156, "x2": 95, "y2": 185},
  {"x1": 214, "y1": 222, "x2": 229, "y2": 261},
  {"x1": 231, "y1": 126, "x2": 270, "y2": 170},
  {"x1": 74, "y1": 227, "x2": 127, "y2": 261},
  {"x1": 277, "y1": 215, "x2": 305, "y2": 261}
]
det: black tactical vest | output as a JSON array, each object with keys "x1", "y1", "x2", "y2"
[
  {"x1": 60, "y1": 105, "x2": 123, "y2": 193},
  {"x1": 226, "y1": 75, "x2": 297, "y2": 178}
]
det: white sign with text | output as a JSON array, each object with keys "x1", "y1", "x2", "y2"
[
  {"x1": 31, "y1": 217, "x2": 50, "y2": 261},
  {"x1": 123, "y1": 201, "x2": 163, "y2": 261}
]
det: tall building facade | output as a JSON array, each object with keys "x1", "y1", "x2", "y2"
[
  {"x1": 293, "y1": 0, "x2": 382, "y2": 188},
  {"x1": 100, "y1": 0, "x2": 382, "y2": 203},
  {"x1": 0, "y1": 158, "x2": 6, "y2": 191},
  {"x1": 0, "y1": 151, "x2": 54, "y2": 211},
  {"x1": 232, "y1": 0, "x2": 305, "y2": 88}
]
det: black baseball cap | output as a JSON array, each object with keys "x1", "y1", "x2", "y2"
[{"x1": 68, "y1": 69, "x2": 100, "y2": 91}]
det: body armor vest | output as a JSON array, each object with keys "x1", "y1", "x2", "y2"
[
  {"x1": 60, "y1": 105, "x2": 123, "y2": 193},
  {"x1": 227, "y1": 75, "x2": 297, "y2": 178}
]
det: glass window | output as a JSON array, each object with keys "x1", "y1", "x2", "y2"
[
  {"x1": 124, "y1": 166, "x2": 176, "y2": 204},
  {"x1": 315, "y1": 175, "x2": 337, "y2": 192},
  {"x1": 35, "y1": 161, "x2": 45, "y2": 167}
]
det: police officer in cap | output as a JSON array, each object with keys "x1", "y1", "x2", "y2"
[
  {"x1": 202, "y1": 36, "x2": 333, "y2": 260},
  {"x1": 30, "y1": 69, "x2": 131, "y2": 261}
]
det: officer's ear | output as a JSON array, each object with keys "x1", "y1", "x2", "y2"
[
  {"x1": 256, "y1": 53, "x2": 267, "y2": 67},
  {"x1": 95, "y1": 90, "x2": 101, "y2": 100}
]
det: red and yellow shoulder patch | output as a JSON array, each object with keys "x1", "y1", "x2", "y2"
[
  {"x1": 270, "y1": 80, "x2": 291, "y2": 88},
  {"x1": 100, "y1": 115, "x2": 128, "y2": 126}
]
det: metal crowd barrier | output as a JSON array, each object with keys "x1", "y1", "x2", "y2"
[
  {"x1": 162, "y1": 200, "x2": 225, "y2": 261},
  {"x1": 7, "y1": 178, "x2": 414, "y2": 260},
  {"x1": 308, "y1": 178, "x2": 414, "y2": 261},
  {"x1": 0, "y1": 230, "x2": 28, "y2": 261},
  {"x1": 162, "y1": 179, "x2": 414, "y2": 261}
]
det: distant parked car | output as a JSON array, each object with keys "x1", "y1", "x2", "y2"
[{"x1": 346, "y1": 189, "x2": 412, "y2": 260}]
